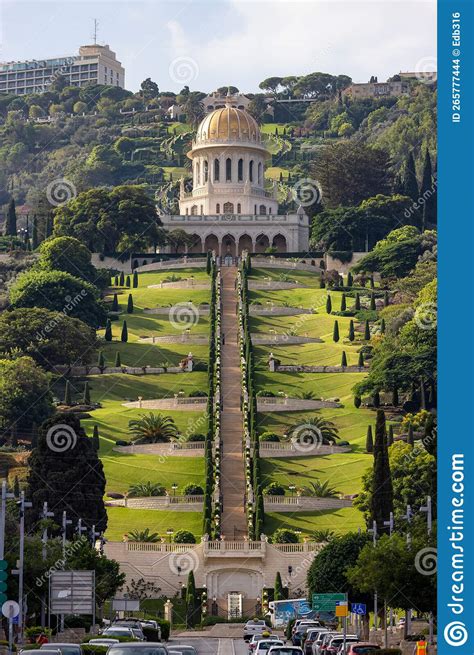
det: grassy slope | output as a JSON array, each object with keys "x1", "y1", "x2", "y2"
[{"x1": 106, "y1": 508, "x2": 203, "y2": 541}]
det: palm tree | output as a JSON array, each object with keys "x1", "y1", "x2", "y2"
[
  {"x1": 291, "y1": 416, "x2": 340, "y2": 445},
  {"x1": 301, "y1": 479, "x2": 341, "y2": 498},
  {"x1": 128, "y1": 528, "x2": 161, "y2": 543},
  {"x1": 310, "y1": 529, "x2": 336, "y2": 543},
  {"x1": 298, "y1": 390, "x2": 316, "y2": 400},
  {"x1": 128, "y1": 481, "x2": 166, "y2": 497},
  {"x1": 183, "y1": 94, "x2": 205, "y2": 128},
  {"x1": 128, "y1": 413, "x2": 178, "y2": 444}
]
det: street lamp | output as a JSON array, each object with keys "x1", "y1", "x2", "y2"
[
  {"x1": 166, "y1": 528, "x2": 174, "y2": 543},
  {"x1": 289, "y1": 485, "x2": 296, "y2": 497},
  {"x1": 171, "y1": 483, "x2": 178, "y2": 497}
]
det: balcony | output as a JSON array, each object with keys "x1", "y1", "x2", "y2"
[{"x1": 203, "y1": 540, "x2": 266, "y2": 559}]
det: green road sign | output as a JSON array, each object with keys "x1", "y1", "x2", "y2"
[
  {"x1": 0, "y1": 582, "x2": 6, "y2": 593},
  {"x1": 0, "y1": 561, "x2": 7, "y2": 571},
  {"x1": 0, "y1": 572, "x2": 7, "y2": 582},
  {"x1": 312, "y1": 593, "x2": 346, "y2": 611},
  {"x1": 0, "y1": 594, "x2": 7, "y2": 605}
]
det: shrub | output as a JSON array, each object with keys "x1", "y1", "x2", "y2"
[
  {"x1": 333, "y1": 320, "x2": 340, "y2": 342},
  {"x1": 348, "y1": 320, "x2": 355, "y2": 341},
  {"x1": 326, "y1": 295, "x2": 332, "y2": 314},
  {"x1": 183, "y1": 484, "x2": 204, "y2": 495},
  {"x1": 340, "y1": 293, "x2": 346, "y2": 311},
  {"x1": 364, "y1": 319, "x2": 371, "y2": 340},
  {"x1": 259, "y1": 432, "x2": 280, "y2": 442},
  {"x1": 271, "y1": 528, "x2": 299, "y2": 543},
  {"x1": 173, "y1": 530, "x2": 196, "y2": 543},
  {"x1": 354, "y1": 395, "x2": 362, "y2": 408},
  {"x1": 187, "y1": 433, "x2": 206, "y2": 442},
  {"x1": 189, "y1": 390, "x2": 208, "y2": 397},
  {"x1": 366, "y1": 425, "x2": 373, "y2": 453},
  {"x1": 265, "y1": 482, "x2": 286, "y2": 496},
  {"x1": 341, "y1": 351, "x2": 347, "y2": 367},
  {"x1": 256, "y1": 390, "x2": 276, "y2": 397},
  {"x1": 157, "y1": 619, "x2": 170, "y2": 641}
]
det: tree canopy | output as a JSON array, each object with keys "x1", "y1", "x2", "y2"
[{"x1": 0, "y1": 356, "x2": 53, "y2": 429}]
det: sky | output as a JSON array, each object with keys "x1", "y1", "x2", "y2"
[{"x1": 0, "y1": 0, "x2": 437, "y2": 93}]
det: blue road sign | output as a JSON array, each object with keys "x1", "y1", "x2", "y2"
[{"x1": 351, "y1": 603, "x2": 367, "y2": 615}]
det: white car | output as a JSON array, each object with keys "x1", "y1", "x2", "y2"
[
  {"x1": 255, "y1": 640, "x2": 285, "y2": 655},
  {"x1": 312, "y1": 632, "x2": 339, "y2": 655},
  {"x1": 102, "y1": 627, "x2": 138, "y2": 640},
  {"x1": 244, "y1": 620, "x2": 269, "y2": 642},
  {"x1": 268, "y1": 647, "x2": 304, "y2": 655},
  {"x1": 324, "y1": 635, "x2": 359, "y2": 655},
  {"x1": 304, "y1": 629, "x2": 330, "y2": 655},
  {"x1": 88, "y1": 640, "x2": 120, "y2": 646},
  {"x1": 249, "y1": 634, "x2": 278, "y2": 653}
]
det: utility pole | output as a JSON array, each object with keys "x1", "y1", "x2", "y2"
[
  {"x1": 420, "y1": 496, "x2": 432, "y2": 534},
  {"x1": 92, "y1": 19, "x2": 99, "y2": 45},
  {"x1": 40, "y1": 502, "x2": 54, "y2": 628},
  {"x1": 12, "y1": 491, "x2": 32, "y2": 643},
  {"x1": 60, "y1": 511, "x2": 72, "y2": 632}
]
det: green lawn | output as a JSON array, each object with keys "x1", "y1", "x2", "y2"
[
  {"x1": 264, "y1": 507, "x2": 365, "y2": 537},
  {"x1": 105, "y1": 508, "x2": 203, "y2": 541}
]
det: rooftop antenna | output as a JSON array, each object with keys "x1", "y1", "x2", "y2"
[{"x1": 92, "y1": 19, "x2": 99, "y2": 45}]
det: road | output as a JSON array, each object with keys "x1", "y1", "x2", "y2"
[{"x1": 166, "y1": 637, "x2": 250, "y2": 655}]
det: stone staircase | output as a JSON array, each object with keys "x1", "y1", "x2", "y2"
[{"x1": 219, "y1": 266, "x2": 247, "y2": 538}]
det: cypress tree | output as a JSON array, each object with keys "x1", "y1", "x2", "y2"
[
  {"x1": 392, "y1": 387, "x2": 399, "y2": 406},
  {"x1": 255, "y1": 488, "x2": 265, "y2": 540},
  {"x1": 114, "y1": 275, "x2": 119, "y2": 286},
  {"x1": 387, "y1": 424, "x2": 394, "y2": 447},
  {"x1": 364, "y1": 320, "x2": 371, "y2": 340},
  {"x1": 115, "y1": 351, "x2": 121, "y2": 367},
  {"x1": 111, "y1": 293, "x2": 119, "y2": 312},
  {"x1": 373, "y1": 391, "x2": 380, "y2": 408},
  {"x1": 348, "y1": 320, "x2": 355, "y2": 342},
  {"x1": 332, "y1": 320, "x2": 340, "y2": 342},
  {"x1": 83, "y1": 381, "x2": 90, "y2": 405},
  {"x1": 98, "y1": 351, "x2": 105, "y2": 368},
  {"x1": 407, "y1": 423, "x2": 415, "y2": 447},
  {"x1": 347, "y1": 271, "x2": 353, "y2": 287},
  {"x1": 92, "y1": 424, "x2": 100, "y2": 450},
  {"x1": 341, "y1": 293, "x2": 347, "y2": 311},
  {"x1": 380, "y1": 318, "x2": 386, "y2": 334},
  {"x1": 319, "y1": 277, "x2": 326, "y2": 289},
  {"x1": 341, "y1": 351, "x2": 347, "y2": 367},
  {"x1": 355, "y1": 293, "x2": 361, "y2": 310},
  {"x1": 121, "y1": 320, "x2": 128, "y2": 342},
  {"x1": 326, "y1": 295, "x2": 332, "y2": 314},
  {"x1": 384, "y1": 290, "x2": 390, "y2": 307},
  {"x1": 370, "y1": 276, "x2": 375, "y2": 289},
  {"x1": 127, "y1": 294, "x2": 134, "y2": 313},
  {"x1": 206, "y1": 251, "x2": 211, "y2": 275},
  {"x1": 420, "y1": 149, "x2": 436, "y2": 227},
  {"x1": 186, "y1": 571, "x2": 198, "y2": 628},
  {"x1": 354, "y1": 395, "x2": 361, "y2": 408},
  {"x1": 132, "y1": 271, "x2": 139, "y2": 288},
  {"x1": 358, "y1": 351, "x2": 364, "y2": 367},
  {"x1": 125, "y1": 275, "x2": 131, "y2": 288},
  {"x1": 104, "y1": 319, "x2": 113, "y2": 341},
  {"x1": 420, "y1": 379, "x2": 426, "y2": 409},
  {"x1": 403, "y1": 152, "x2": 419, "y2": 203},
  {"x1": 119, "y1": 271, "x2": 125, "y2": 286},
  {"x1": 5, "y1": 199, "x2": 17, "y2": 236},
  {"x1": 64, "y1": 380, "x2": 72, "y2": 406},
  {"x1": 13, "y1": 475, "x2": 20, "y2": 497},
  {"x1": 274, "y1": 571, "x2": 284, "y2": 601},
  {"x1": 423, "y1": 413, "x2": 437, "y2": 456},
  {"x1": 366, "y1": 425, "x2": 373, "y2": 453},
  {"x1": 371, "y1": 409, "x2": 393, "y2": 532},
  {"x1": 32, "y1": 215, "x2": 39, "y2": 249},
  {"x1": 370, "y1": 293, "x2": 376, "y2": 310}
]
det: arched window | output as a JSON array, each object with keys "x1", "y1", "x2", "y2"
[
  {"x1": 196, "y1": 162, "x2": 200, "y2": 185},
  {"x1": 185, "y1": 208, "x2": 189, "y2": 215},
  {"x1": 238, "y1": 158, "x2": 243, "y2": 181},
  {"x1": 223, "y1": 202, "x2": 234, "y2": 214},
  {"x1": 226, "y1": 158, "x2": 232, "y2": 181},
  {"x1": 249, "y1": 160, "x2": 254, "y2": 182},
  {"x1": 203, "y1": 160, "x2": 208, "y2": 183},
  {"x1": 254, "y1": 204, "x2": 257, "y2": 214},
  {"x1": 258, "y1": 162, "x2": 262, "y2": 185},
  {"x1": 259, "y1": 204, "x2": 266, "y2": 215},
  {"x1": 214, "y1": 158, "x2": 220, "y2": 182},
  {"x1": 191, "y1": 205, "x2": 198, "y2": 215},
  {"x1": 200, "y1": 205, "x2": 203, "y2": 215},
  {"x1": 237, "y1": 203, "x2": 241, "y2": 214},
  {"x1": 216, "y1": 204, "x2": 220, "y2": 214}
]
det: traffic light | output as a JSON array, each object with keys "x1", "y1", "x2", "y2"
[{"x1": 0, "y1": 559, "x2": 8, "y2": 605}]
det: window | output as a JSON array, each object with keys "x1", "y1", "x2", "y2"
[
  {"x1": 237, "y1": 203, "x2": 241, "y2": 214},
  {"x1": 259, "y1": 205, "x2": 266, "y2": 215},
  {"x1": 238, "y1": 158, "x2": 243, "y2": 181},
  {"x1": 249, "y1": 160, "x2": 254, "y2": 182},
  {"x1": 216, "y1": 204, "x2": 220, "y2": 214},
  {"x1": 200, "y1": 205, "x2": 203, "y2": 214},
  {"x1": 191, "y1": 205, "x2": 198, "y2": 215},
  {"x1": 223, "y1": 202, "x2": 234, "y2": 214},
  {"x1": 203, "y1": 160, "x2": 208, "y2": 182},
  {"x1": 196, "y1": 162, "x2": 200, "y2": 185},
  {"x1": 226, "y1": 158, "x2": 232, "y2": 181},
  {"x1": 258, "y1": 162, "x2": 262, "y2": 185},
  {"x1": 254, "y1": 204, "x2": 257, "y2": 214},
  {"x1": 214, "y1": 158, "x2": 220, "y2": 181},
  {"x1": 185, "y1": 208, "x2": 189, "y2": 215}
]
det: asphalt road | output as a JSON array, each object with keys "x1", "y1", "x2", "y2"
[{"x1": 166, "y1": 637, "x2": 250, "y2": 655}]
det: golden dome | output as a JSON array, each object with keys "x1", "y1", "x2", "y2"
[{"x1": 196, "y1": 105, "x2": 261, "y2": 144}]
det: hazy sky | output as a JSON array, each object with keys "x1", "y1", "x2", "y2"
[{"x1": 0, "y1": 0, "x2": 436, "y2": 93}]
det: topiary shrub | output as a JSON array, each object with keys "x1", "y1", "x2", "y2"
[
  {"x1": 173, "y1": 529, "x2": 196, "y2": 543},
  {"x1": 270, "y1": 528, "x2": 299, "y2": 543},
  {"x1": 183, "y1": 484, "x2": 204, "y2": 495},
  {"x1": 259, "y1": 432, "x2": 280, "y2": 442},
  {"x1": 265, "y1": 482, "x2": 286, "y2": 496}
]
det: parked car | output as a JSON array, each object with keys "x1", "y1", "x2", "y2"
[
  {"x1": 244, "y1": 619, "x2": 268, "y2": 642},
  {"x1": 268, "y1": 647, "x2": 304, "y2": 655},
  {"x1": 304, "y1": 629, "x2": 330, "y2": 655},
  {"x1": 255, "y1": 640, "x2": 285, "y2": 655},
  {"x1": 166, "y1": 646, "x2": 196, "y2": 655},
  {"x1": 293, "y1": 624, "x2": 321, "y2": 646},
  {"x1": 40, "y1": 645, "x2": 81, "y2": 655},
  {"x1": 343, "y1": 644, "x2": 381, "y2": 655},
  {"x1": 312, "y1": 632, "x2": 339, "y2": 655},
  {"x1": 107, "y1": 643, "x2": 168, "y2": 655},
  {"x1": 323, "y1": 635, "x2": 359, "y2": 655},
  {"x1": 101, "y1": 627, "x2": 138, "y2": 640},
  {"x1": 249, "y1": 634, "x2": 278, "y2": 653},
  {"x1": 21, "y1": 651, "x2": 60, "y2": 655},
  {"x1": 89, "y1": 640, "x2": 120, "y2": 646}
]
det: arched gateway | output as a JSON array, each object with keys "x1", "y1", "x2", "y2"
[{"x1": 160, "y1": 93, "x2": 309, "y2": 253}]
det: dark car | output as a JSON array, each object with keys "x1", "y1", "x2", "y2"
[
  {"x1": 40, "y1": 644, "x2": 81, "y2": 655},
  {"x1": 107, "y1": 644, "x2": 168, "y2": 655},
  {"x1": 167, "y1": 646, "x2": 197, "y2": 655}
]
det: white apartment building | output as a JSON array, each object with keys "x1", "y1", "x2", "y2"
[{"x1": 0, "y1": 44, "x2": 125, "y2": 95}]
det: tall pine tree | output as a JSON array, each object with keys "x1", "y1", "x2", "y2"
[
  {"x1": 5, "y1": 199, "x2": 17, "y2": 236},
  {"x1": 370, "y1": 409, "x2": 394, "y2": 533}
]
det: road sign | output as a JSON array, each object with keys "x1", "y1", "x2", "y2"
[
  {"x1": 50, "y1": 570, "x2": 95, "y2": 615},
  {"x1": 2, "y1": 600, "x2": 20, "y2": 618},
  {"x1": 336, "y1": 603, "x2": 349, "y2": 617},
  {"x1": 312, "y1": 593, "x2": 346, "y2": 612},
  {"x1": 351, "y1": 602, "x2": 367, "y2": 615},
  {"x1": 112, "y1": 598, "x2": 140, "y2": 612},
  {"x1": 0, "y1": 560, "x2": 7, "y2": 570}
]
